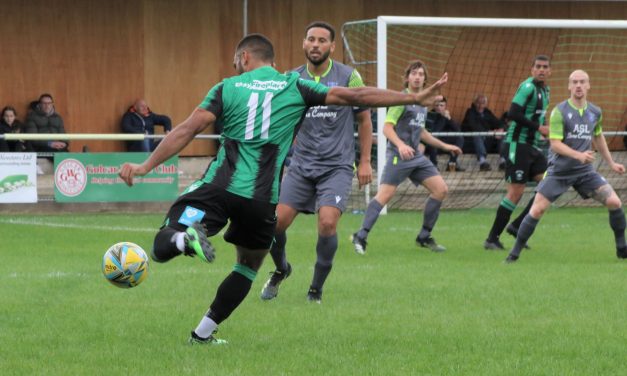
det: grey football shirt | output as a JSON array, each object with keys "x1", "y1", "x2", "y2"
[
  {"x1": 547, "y1": 99, "x2": 603, "y2": 177},
  {"x1": 385, "y1": 95, "x2": 428, "y2": 159},
  {"x1": 288, "y1": 59, "x2": 367, "y2": 172}
]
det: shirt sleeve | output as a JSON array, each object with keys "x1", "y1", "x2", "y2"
[
  {"x1": 348, "y1": 69, "x2": 369, "y2": 114},
  {"x1": 594, "y1": 112, "x2": 603, "y2": 136},
  {"x1": 296, "y1": 78, "x2": 329, "y2": 107},
  {"x1": 548, "y1": 107, "x2": 564, "y2": 140},
  {"x1": 385, "y1": 105, "x2": 405, "y2": 125},
  {"x1": 512, "y1": 81, "x2": 534, "y2": 107},
  {"x1": 199, "y1": 82, "x2": 224, "y2": 118}
]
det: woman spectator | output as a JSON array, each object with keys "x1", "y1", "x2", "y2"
[{"x1": 0, "y1": 106, "x2": 28, "y2": 152}]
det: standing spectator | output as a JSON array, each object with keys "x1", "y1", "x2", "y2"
[
  {"x1": 121, "y1": 99, "x2": 172, "y2": 152},
  {"x1": 461, "y1": 94, "x2": 505, "y2": 171},
  {"x1": 0, "y1": 106, "x2": 28, "y2": 152},
  {"x1": 425, "y1": 97, "x2": 465, "y2": 171},
  {"x1": 506, "y1": 70, "x2": 626, "y2": 263},
  {"x1": 23, "y1": 94, "x2": 68, "y2": 152}
]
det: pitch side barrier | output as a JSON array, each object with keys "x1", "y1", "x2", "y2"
[{"x1": 4, "y1": 131, "x2": 627, "y2": 141}]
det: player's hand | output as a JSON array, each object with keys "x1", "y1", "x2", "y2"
[
  {"x1": 432, "y1": 72, "x2": 448, "y2": 90},
  {"x1": 577, "y1": 150, "x2": 595, "y2": 164},
  {"x1": 445, "y1": 144, "x2": 462, "y2": 155},
  {"x1": 119, "y1": 162, "x2": 149, "y2": 187},
  {"x1": 611, "y1": 162, "x2": 625, "y2": 174},
  {"x1": 357, "y1": 162, "x2": 373, "y2": 189},
  {"x1": 398, "y1": 143, "x2": 415, "y2": 160},
  {"x1": 538, "y1": 125, "x2": 549, "y2": 137}
]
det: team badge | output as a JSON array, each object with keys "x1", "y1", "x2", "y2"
[{"x1": 178, "y1": 206, "x2": 205, "y2": 226}]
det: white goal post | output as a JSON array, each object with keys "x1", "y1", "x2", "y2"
[{"x1": 342, "y1": 16, "x2": 627, "y2": 213}]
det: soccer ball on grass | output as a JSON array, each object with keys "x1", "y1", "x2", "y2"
[{"x1": 102, "y1": 242, "x2": 149, "y2": 288}]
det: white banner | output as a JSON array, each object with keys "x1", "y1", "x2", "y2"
[{"x1": 0, "y1": 153, "x2": 38, "y2": 203}]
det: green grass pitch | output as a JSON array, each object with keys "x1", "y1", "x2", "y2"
[{"x1": 0, "y1": 208, "x2": 625, "y2": 375}]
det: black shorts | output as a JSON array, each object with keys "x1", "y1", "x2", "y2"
[
  {"x1": 504, "y1": 143, "x2": 547, "y2": 184},
  {"x1": 163, "y1": 182, "x2": 277, "y2": 250}
]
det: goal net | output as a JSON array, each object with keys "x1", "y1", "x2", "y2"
[{"x1": 343, "y1": 16, "x2": 627, "y2": 212}]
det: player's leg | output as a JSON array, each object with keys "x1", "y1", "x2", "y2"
[
  {"x1": 191, "y1": 195, "x2": 275, "y2": 344},
  {"x1": 352, "y1": 183, "x2": 398, "y2": 254},
  {"x1": 416, "y1": 174, "x2": 448, "y2": 252},
  {"x1": 308, "y1": 168, "x2": 353, "y2": 302},
  {"x1": 505, "y1": 192, "x2": 549, "y2": 263},
  {"x1": 261, "y1": 170, "x2": 314, "y2": 300},
  {"x1": 507, "y1": 149, "x2": 548, "y2": 238},
  {"x1": 260, "y1": 204, "x2": 299, "y2": 300},
  {"x1": 307, "y1": 205, "x2": 341, "y2": 302},
  {"x1": 152, "y1": 182, "x2": 225, "y2": 263},
  {"x1": 352, "y1": 157, "x2": 410, "y2": 254},
  {"x1": 485, "y1": 182, "x2": 525, "y2": 249},
  {"x1": 505, "y1": 175, "x2": 565, "y2": 263},
  {"x1": 588, "y1": 181, "x2": 626, "y2": 258},
  {"x1": 191, "y1": 245, "x2": 268, "y2": 345}
]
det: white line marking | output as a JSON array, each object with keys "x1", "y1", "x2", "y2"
[{"x1": 0, "y1": 218, "x2": 156, "y2": 233}]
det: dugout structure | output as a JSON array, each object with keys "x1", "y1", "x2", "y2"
[{"x1": 342, "y1": 16, "x2": 627, "y2": 212}]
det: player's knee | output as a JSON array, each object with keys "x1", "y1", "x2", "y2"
[
  {"x1": 606, "y1": 196, "x2": 622, "y2": 210},
  {"x1": 318, "y1": 218, "x2": 338, "y2": 236},
  {"x1": 530, "y1": 204, "x2": 547, "y2": 218},
  {"x1": 433, "y1": 184, "x2": 448, "y2": 200}
]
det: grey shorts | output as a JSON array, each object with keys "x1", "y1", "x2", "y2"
[
  {"x1": 537, "y1": 172, "x2": 609, "y2": 202},
  {"x1": 278, "y1": 166, "x2": 354, "y2": 214},
  {"x1": 380, "y1": 154, "x2": 439, "y2": 186}
]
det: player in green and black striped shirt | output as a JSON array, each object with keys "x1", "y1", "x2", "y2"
[
  {"x1": 485, "y1": 55, "x2": 551, "y2": 250},
  {"x1": 119, "y1": 33, "x2": 449, "y2": 344}
]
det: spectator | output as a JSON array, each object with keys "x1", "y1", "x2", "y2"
[
  {"x1": 121, "y1": 99, "x2": 172, "y2": 152},
  {"x1": 461, "y1": 94, "x2": 505, "y2": 171},
  {"x1": 425, "y1": 97, "x2": 465, "y2": 171},
  {"x1": 24, "y1": 93, "x2": 68, "y2": 152},
  {"x1": 0, "y1": 106, "x2": 29, "y2": 152}
]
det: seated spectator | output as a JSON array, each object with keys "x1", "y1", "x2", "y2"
[
  {"x1": 461, "y1": 94, "x2": 505, "y2": 171},
  {"x1": 425, "y1": 97, "x2": 465, "y2": 171},
  {"x1": 121, "y1": 99, "x2": 172, "y2": 152},
  {"x1": 0, "y1": 106, "x2": 29, "y2": 152},
  {"x1": 23, "y1": 93, "x2": 69, "y2": 152}
]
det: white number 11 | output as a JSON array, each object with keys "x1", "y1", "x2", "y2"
[{"x1": 246, "y1": 92, "x2": 273, "y2": 140}]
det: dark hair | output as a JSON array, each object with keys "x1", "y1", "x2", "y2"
[
  {"x1": 235, "y1": 33, "x2": 275, "y2": 62},
  {"x1": 532, "y1": 55, "x2": 550, "y2": 67},
  {"x1": 1, "y1": 106, "x2": 17, "y2": 118},
  {"x1": 403, "y1": 60, "x2": 428, "y2": 88},
  {"x1": 39, "y1": 93, "x2": 54, "y2": 102},
  {"x1": 305, "y1": 21, "x2": 335, "y2": 41}
]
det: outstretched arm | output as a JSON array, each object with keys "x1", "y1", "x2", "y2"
[
  {"x1": 119, "y1": 108, "x2": 215, "y2": 186},
  {"x1": 325, "y1": 73, "x2": 447, "y2": 108}
]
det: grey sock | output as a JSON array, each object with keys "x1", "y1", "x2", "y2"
[
  {"x1": 310, "y1": 234, "x2": 338, "y2": 291},
  {"x1": 269, "y1": 231, "x2": 288, "y2": 271},
  {"x1": 357, "y1": 199, "x2": 383, "y2": 240},
  {"x1": 418, "y1": 197, "x2": 442, "y2": 239},
  {"x1": 609, "y1": 208, "x2": 626, "y2": 249},
  {"x1": 510, "y1": 214, "x2": 539, "y2": 257}
]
